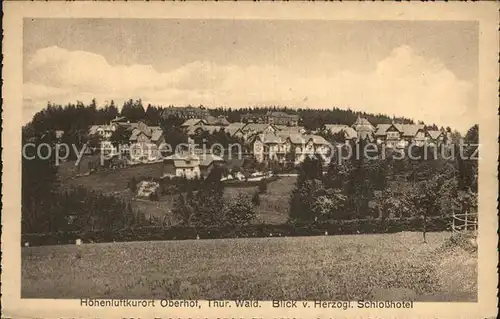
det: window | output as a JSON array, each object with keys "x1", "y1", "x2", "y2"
[{"x1": 387, "y1": 131, "x2": 400, "y2": 139}]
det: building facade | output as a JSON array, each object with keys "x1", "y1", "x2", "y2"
[
  {"x1": 128, "y1": 121, "x2": 165, "y2": 161},
  {"x1": 425, "y1": 130, "x2": 447, "y2": 146},
  {"x1": 252, "y1": 132, "x2": 332, "y2": 165},
  {"x1": 374, "y1": 123, "x2": 427, "y2": 148},
  {"x1": 241, "y1": 111, "x2": 300, "y2": 126},
  {"x1": 88, "y1": 124, "x2": 116, "y2": 140},
  {"x1": 161, "y1": 106, "x2": 211, "y2": 120},
  {"x1": 163, "y1": 152, "x2": 225, "y2": 179}
]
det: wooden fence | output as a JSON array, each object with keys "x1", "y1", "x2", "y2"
[{"x1": 452, "y1": 208, "x2": 478, "y2": 237}]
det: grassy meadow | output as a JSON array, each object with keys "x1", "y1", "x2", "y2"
[
  {"x1": 58, "y1": 157, "x2": 164, "y2": 195},
  {"x1": 44, "y1": 158, "x2": 476, "y2": 301},
  {"x1": 22, "y1": 232, "x2": 477, "y2": 301},
  {"x1": 58, "y1": 157, "x2": 296, "y2": 224}
]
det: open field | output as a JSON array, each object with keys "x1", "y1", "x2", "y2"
[
  {"x1": 59, "y1": 159, "x2": 297, "y2": 224},
  {"x1": 59, "y1": 159, "x2": 164, "y2": 195},
  {"x1": 59, "y1": 159, "x2": 175, "y2": 220},
  {"x1": 21, "y1": 232, "x2": 477, "y2": 301}
]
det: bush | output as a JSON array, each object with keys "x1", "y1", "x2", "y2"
[
  {"x1": 439, "y1": 233, "x2": 477, "y2": 254},
  {"x1": 289, "y1": 178, "x2": 325, "y2": 221},
  {"x1": 311, "y1": 189, "x2": 347, "y2": 220},
  {"x1": 22, "y1": 216, "x2": 452, "y2": 246},
  {"x1": 223, "y1": 193, "x2": 256, "y2": 226},
  {"x1": 171, "y1": 194, "x2": 191, "y2": 226},
  {"x1": 377, "y1": 189, "x2": 415, "y2": 219},
  {"x1": 128, "y1": 176, "x2": 137, "y2": 193},
  {"x1": 242, "y1": 158, "x2": 257, "y2": 170},
  {"x1": 258, "y1": 180, "x2": 268, "y2": 194},
  {"x1": 252, "y1": 191, "x2": 260, "y2": 206},
  {"x1": 158, "y1": 176, "x2": 205, "y2": 195},
  {"x1": 21, "y1": 186, "x2": 141, "y2": 235}
]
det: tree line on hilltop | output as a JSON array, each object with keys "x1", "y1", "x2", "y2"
[{"x1": 25, "y1": 98, "x2": 443, "y2": 135}]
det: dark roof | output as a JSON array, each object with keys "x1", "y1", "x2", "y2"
[
  {"x1": 225, "y1": 122, "x2": 246, "y2": 136},
  {"x1": 199, "y1": 154, "x2": 225, "y2": 167}
]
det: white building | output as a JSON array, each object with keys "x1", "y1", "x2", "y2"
[
  {"x1": 162, "y1": 151, "x2": 226, "y2": 180},
  {"x1": 252, "y1": 132, "x2": 332, "y2": 165},
  {"x1": 88, "y1": 124, "x2": 116, "y2": 140},
  {"x1": 374, "y1": 123, "x2": 427, "y2": 148}
]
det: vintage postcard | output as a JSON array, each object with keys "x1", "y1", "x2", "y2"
[{"x1": 2, "y1": 2, "x2": 498, "y2": 319}]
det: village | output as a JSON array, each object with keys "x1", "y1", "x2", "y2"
[
  {"x1": 81, "y1": 106, "x2": 452, "y2": 183},
  {"x1": 22, "y1": 100, "x2": 471, "y2": 230}
]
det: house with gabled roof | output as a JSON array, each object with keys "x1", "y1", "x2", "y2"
[
  {"x1": 296, "y1": 134, "x2": 332, "y2": 164},
  {"x1": 323, "y1": 124, "x2": 349, "y2": 135},
  {"x1": 162, "y1": 151, "x2": 226, "y2": 179},
  {"x1": 351, "y1": 116, "x2": 376, "y2": 143},
  {"x1": 399, "y1": 124, "x2": 426, "y2": 146},
  {"x1": 181, "y1": 118, "x2": 207, "y2": 128},
  {"x1": 224, "y1": 122, "x2": 247, "y2": 138},
  {"x1": 114, "y1": 121, "x2": 139, "y2": 132},
  {"x1": 379, "y1": 123, "x2": 404, "y2": 148},
  {"x1": 241, "y1": 111, "x2": 301, "y2": 126},
  {"x1": 88, "y1": 124, "x2": 116, "y2": 140},
  {"x1": 230, "y1": 127, "x2": 246, "y2": 140},
  {"x1": 343, "y1": 127, "x2": 358, "y2": 141},
  {"x1": 322, "y1": 124, "x2": 358, "y2": 143},
  {"x1": 241, "y1": 123, "x2": 277, "y2": 141},
  {"x1": 352, "y1": 116, "x2": 376, "y2": 133},
  {"x1": 425, "y1": 130, "x2": 446, "y2": 146},
  {"x1": 110, "y1": 116, "x2": 128, "y2": 123},
  {"x1": 275, "y1": 112, "x2": 300, "y2": 126},
  {"x1": 253, "y1": 133, "x2": 280, "y2": 163},
  {"x1": 187, "y1": 125, "x2": 223, "y2": 136},
  {"x1": 161, "y1": 106, "x2": 210, "y2": 120},
  {"x1": 163, "y1": 152, "x2": 201, "y2": 179},
  {"x1": 251, "y1": 131, "x2": 332, "y2": 165},
  {"x1": 128, "y1": 121, "x2": 165, "y2": 161},
  {"x1": 374, "y1": 124, "x2": 392, "y2": 142},
  {"x1": 198, "y1": 153, "x2": 226, "y2": 177},
  {"x1": 266, "y1": 111, "x2": 300, "y2": 126},
  {"x1": 205, "y1": 115, "x2": 230, "y2": 126},
  {"x1": 374, "y1": 123, "x2": 425, "y2": 148},
  {"x1": 275, "y1": 125, "x2": 306, "y2": 134}
]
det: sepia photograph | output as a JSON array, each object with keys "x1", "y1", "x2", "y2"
[{"x1": 2, "y1": 2, "x2": 498, "y2": 319}]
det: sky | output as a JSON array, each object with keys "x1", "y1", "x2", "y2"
[{"x1": 23, "y1": 19, "x2": 478, "y2": 132}]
